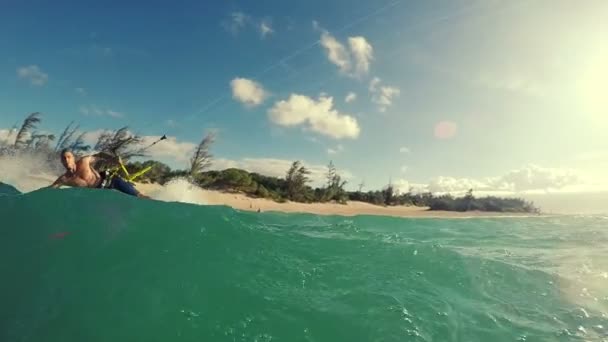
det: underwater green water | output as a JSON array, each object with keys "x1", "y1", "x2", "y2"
[{"x1": 1, "y1": 185, "x2": 607, "y2": 341}]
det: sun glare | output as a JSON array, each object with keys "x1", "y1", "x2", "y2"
[{"x1": 579, "y1": 47, "x2": 608, "y2": 123}]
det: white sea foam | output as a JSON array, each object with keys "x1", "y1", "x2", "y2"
[{"x1": 145, "y1": 177, "x2": 208, "y2": 205}]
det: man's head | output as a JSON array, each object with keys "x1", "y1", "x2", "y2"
[{"x1": 60, "y1": 148, "x2": 76, "y2": 171}]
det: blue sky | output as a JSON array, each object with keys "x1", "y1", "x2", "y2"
[{"x1": 1, "y1": 0, "x2": 607, "y2": 194}]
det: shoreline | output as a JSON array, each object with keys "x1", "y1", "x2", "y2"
[
  {"x1": 0, "y1": 175, "x2": 541, "y2": 219},
  {"x1": 136, "y1": 182, "x2": 538, "y2": 219}
]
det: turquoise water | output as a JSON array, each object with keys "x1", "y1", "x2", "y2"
[{"x1": 1, "y1": 185, "x2": 607, "y2": 341}]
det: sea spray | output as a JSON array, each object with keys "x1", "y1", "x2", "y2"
[
  {"x1": 0, "y1": 153, "x2": 60, "y2": 192},
  {"x1": 147, "y1": 177, "x2": 208, "y2": 205}
]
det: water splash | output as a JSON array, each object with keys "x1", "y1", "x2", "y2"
[
  {"x1": 146, "y1": 177, "x2": 208, "y2": 205},
  {"x1": 0, "y1": 154, "x2": 59, "y2": 193}
]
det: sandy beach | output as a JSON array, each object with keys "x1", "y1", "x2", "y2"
[
  {"x1": 135, "y1": 182, "x2": 532, "y2": 218},
  {"x1": 3, "y1": 172, "x2": 533, "y2": 218}
]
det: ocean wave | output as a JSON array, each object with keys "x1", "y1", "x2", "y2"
[{"x1": 1, "y1": 188, "x2": 607, "y2": 341}]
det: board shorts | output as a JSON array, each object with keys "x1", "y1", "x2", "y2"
[{"x1": 98, "y1": 171, "x2": 140, "y2": 197}]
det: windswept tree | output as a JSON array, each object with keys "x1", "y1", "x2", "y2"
[
  {"x1": 285, "y1": 160, "x2": 311, "y2": 202},
  {"x1": 358, "y1": 180, "x2": 365, "y2": 193},
  {"x1": 323, "y1": 160, "x2": 348, "y2": 203},
  {"x1": 14, "y1": 112, "x2": 41, "y2": 148},
  {"x1": 68, "y1": 132, "x2": 91, "y2": 153},
  {"x1": 463, "y1": 188, "x2": 475, "y2": 211},
  {"x1": 189, "y1": 132, "x2": 216, "y2": 177},
  {"x1": 30, "y1": 133, "x2": 55, "y2": 150},
  {"x1": 55, "y1": 121, "x2": 80, "y2": 151},
  {"x1": 326, "y1": 161, "x2": 336, "y2": 188},
  {"x1": 383, "y1": 180, "x2": 395, "y2": 206},
  {"x1": 94, "y1": 126, "x2": 144, "y2": 159}
]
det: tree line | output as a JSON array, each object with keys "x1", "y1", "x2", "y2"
[{"x1": 0, "y1": 113, "x2": 540, "y2": 213}]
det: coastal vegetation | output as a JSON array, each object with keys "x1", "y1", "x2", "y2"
[{"x1": 0, "y1": 113, "x2": 540, "y2": 213}]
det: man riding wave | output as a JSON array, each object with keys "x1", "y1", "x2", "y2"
[{"x1": 48, "y1": 148, "x2": 150, "y2": 199}]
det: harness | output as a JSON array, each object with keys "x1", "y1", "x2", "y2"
[
  {"x1": 100, "y1": 158, "x2": 153, "y2": 188},
  {"x1": 98, "y1": 170, "x2": 114, "y2": 189},
  {"x1": 95, "y1": 135, "x2": 165, "y2": 188}
]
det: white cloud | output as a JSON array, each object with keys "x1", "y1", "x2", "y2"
[
  {"x1": 345, "y1": 92, "x2": 357, "y2": 103},
  {"x1": 498, "y1": 164, "x2": 581, "y2": 192},
  {"x1": 399, "y1": 146, "x2": 411, "y2": 153},
  {"x1": 0, "y1": 128, "x2": 17, "y2": 145},
  {"x1": 393, "y1": 179, "x2": 411, "y2": 194},
  {"x1": 327, "y1": 144, "x2": 344, "y2": 155},
  {"x1": 320, "y1": 31, "x2": 351, "y2": 74},
  {"x1": 79, "y1": 106, "x2": 101, "y2": 116},
  {"x1": 392, "y1": 179, "x2": 431, "y2": 195},
  {"x1": 388, "y1": 165, "x2": 586, "y2": 197},
  {"x1": 80, "y1": 129, "x2": 106, "y2": 147},
  {"x1": 400, "y1": 165, "x2": 408, "y2": 173},
  {"x1": 368, "y1": 77, "x2": 380, "y2": 92},
  {"x1": 212, "y1": 158, "x2": 303, "y2": 178},
  {"x1": 427, "y1": 176, "x2": 491, "y2": 194},
  {"x1": 422, "y1": 165, "x2": 583, "y2": 195},
  {"x1": 230, "y1": 77, "x2": 269, "y2": 107},
  {"x1": 348, "y1": 37, "x2": 373, "y2": 76},
  {"x1": 211, "y1": 157, "x2": 353, "y2": 187},
  {"x1": 75, "y1": 87, "x2": 87, "y2": 95},
  {"x1": 223, "y1": 11, "x2": 249, "y2": 34},
  {"x1": 140, "y1": 135, "x2": 196, "y2": 163},
  {"x1": 259, "y1": 20, "x2": 274, "y2": 38},
  {"x1": 232, "y1": 12, "x2": 247, "y2": 26},
  {"x1": 318, "y1": 27, "x2": 373, "y2": 78},
  {"x1": 17, "y1": 65, "x2": 48, "y2": 86},
  {"x1": 267, "y1": 94, "x2": 361, "y2": 139},
  {"x1": 79, "y1": 105, "x2": 124, "y2": 118},
  {"x1": 223, "y1": 11, "x2": 275, "y2": 40},
  {"x1": 166, "y1": 119, "x2": 177, "y2": 127},
  {"x1": 106, "y1": 110, "x2": 123, "y2": 118},
  {"x1": 369, "y1": 77, "x2": 400, "y2": 112}
]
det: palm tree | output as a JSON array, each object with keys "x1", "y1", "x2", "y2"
[
  {"x1": 189, "y1": 132, "x2": 216, "y2": 177},
  {"x1": 94, "y1": 126, "x2": 144, "y2": 159},
  {"x1": 55, "y1": 121, "x2": 79, "y2": 151},
  {"x1": 285, "y1": 161, "x2": 311, "y2": 201},
  {"x1": 68, "y1": 132, "x2": 91, "y2": 153},
  {"x1": 14, "y1": 112, "x2": 41, "y2": 148}
]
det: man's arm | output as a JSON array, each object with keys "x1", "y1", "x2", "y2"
[{"x1": 48, "y1": 175, "x2": 66, "y2": 189}]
